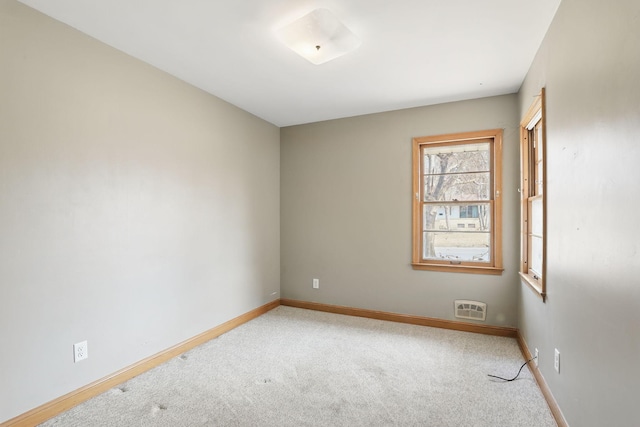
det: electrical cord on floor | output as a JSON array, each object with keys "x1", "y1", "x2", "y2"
[{"x1": 488, "y1": 356, "x2": 537, "y2": 381}]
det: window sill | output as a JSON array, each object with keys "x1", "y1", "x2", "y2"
[
  {"x1": 519, "y1": 272, "x2": 546, "y2": 302},
  {"x1": 412, "y1": 263, "x2": 504, "y2": 275}
]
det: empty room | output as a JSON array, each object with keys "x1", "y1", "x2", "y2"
[{"x1": 1, "y1": 0, "x2": 638, "y2": 426}]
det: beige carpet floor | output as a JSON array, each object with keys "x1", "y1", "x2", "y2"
[{"x1": 41, "y1": 306, "x2": 556, "y2": 426}]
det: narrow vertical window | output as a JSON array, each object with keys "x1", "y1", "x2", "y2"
[
  {"x1": 520, "y1": 89, "x2": 546, "y2": 300},
  {"x1": 412, "y1": 129, "x2": 503, "y2": 275}
]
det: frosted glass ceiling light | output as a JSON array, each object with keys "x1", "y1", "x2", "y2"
[{"x1": 276, "y1": 8, "x2": 361, "y2": 65}]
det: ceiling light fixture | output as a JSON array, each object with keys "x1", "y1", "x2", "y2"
[{"x1": 276, "y1": 8, "x2": 361, "y2": 65}]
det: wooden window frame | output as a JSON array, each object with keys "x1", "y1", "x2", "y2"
[
  {"x1": 520, "y1": 89, "x2": 547, "y2": 301},
  {"x1": 412, "y1": 129, "x2": 503, "y2": 275}
]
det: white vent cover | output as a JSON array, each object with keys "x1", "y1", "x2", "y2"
[{"x1": 454, "y1": 300, "x2": 487, "y2": 321}]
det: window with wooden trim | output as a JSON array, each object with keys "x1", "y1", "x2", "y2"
[
  {"x1": 520, "y1": 89, "x2": 546, "y2": 300},
  {"x1": 412, "y1": 129, "x2": 503, "y2": 275}
]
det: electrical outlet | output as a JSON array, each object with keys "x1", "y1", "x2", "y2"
[
  {"x1": 554, "y1": 348, "x2": 560, "y2": 373},
  {"x1": 312, "y1": 278, "x2": 319, "y2": 289},
  {"x1": 74, "y1": 341, "x2": 88, "y2": 363},
  {"x1": 534, "y1": 348, "x2": 539, "y2": 366}
]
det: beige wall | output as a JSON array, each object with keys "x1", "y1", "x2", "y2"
[
  {"x1": 281, "y1": 95, "x2": 521, "y2": 325},
  {"x1": 518, "y1": 0, "x2": 640, "y2": 425},
  {"x1": 0, "y1": 1, "x2": 280, "y2": 422}
]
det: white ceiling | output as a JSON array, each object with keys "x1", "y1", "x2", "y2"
[{"x1": 18, "y1": 0, "x2": 561, "y2": 127}]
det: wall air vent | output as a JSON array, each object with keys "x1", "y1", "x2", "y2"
[{"x1": 454, "y1": 300, "x2": 487, "y2": 321}]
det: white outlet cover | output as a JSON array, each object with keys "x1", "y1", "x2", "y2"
[
  {"x1": 554, "y1": 348, "x2": 560, "y2": 373},
  {"x1": 74, "y1": 340, "x2": 88, "y2": 362}
]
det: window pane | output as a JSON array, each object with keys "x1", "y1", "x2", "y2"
[
  {"x1": 536, "y1": 161, "x2": 543, "y2": 195},
  {"x1": 530, "y1": 198, "x2": 543, "y2": 236},
  {"x1": 422, "y1": 203, "x2": 492, "y2": 262},
  {"x1": 536, "y1": 123, "x2": 543, "y2": 161},
  {"x1": 422, "y1": 231, "x2": 491, "y2": 262},
  {"x1": 423, "y1": 172, "x2": 490, "y2": 201},
  {"x1": 530, "y1": 236, "x2": 543, "y2": 277},
  {"x1": 423, "y1": 204, "x2": 491, "y2": 232},
  {"x1": 423, "y1": 142, "x2": 490, "y2": 174}
]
